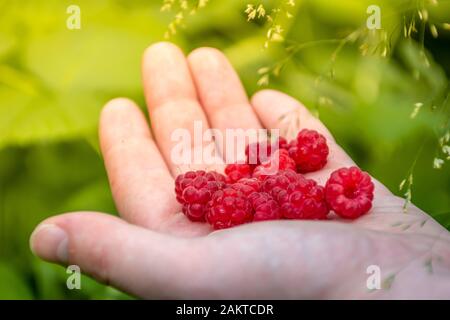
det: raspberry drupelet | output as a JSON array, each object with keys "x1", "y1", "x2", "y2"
[
  {"x1": 230, "y1": 178, "x2": 261, "y2": 196},
  {"x1": 224, "y1": 163, "x2": 253, "y2": 183},
  {"x1": 249, "y1": 192, "x2": 282, "y2": 221}
]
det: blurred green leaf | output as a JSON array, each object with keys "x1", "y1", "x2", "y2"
[
  {"x1": 0, "y1": 261, "x2": 33, "y2": 299},
  {"x1": 0, "y1": 88, "x2": 100, "y2": 149},
  {"x1": 25, "y1": 27, "x2": 148, "y2": 92},
  {"x1": 0, "y1": 32, "x2": 15, "y2": 58}
]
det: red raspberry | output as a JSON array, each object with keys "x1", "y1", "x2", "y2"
[
  {"x1": 325, "y1": 167, "x2": 374, "y2": 219},
  {"x1": 246, "y1": 137, "x2": 288, "y2": 165},
  {"x1": 249, "y1": 192, "x2": 282, "y2": 221},
  {"x1": 288, "y1": 129, "x2": 329, "y2": 173},
  {"x1": 224, "y1": 163, "x2": 253, "y2": 183},
  {"x1": 261, "y1": 169, "x2": 302, "y2": 200},
  {"x1": 206, "y1": 188, "x2": 253, "y2": 229},
  {"x1": 253, "y1": 149, "x2": 296, "y2": 180},
  {"x1": 262, "y1": 170, "x2": 329, "y2": 220},
  {"x1": 230, "y1": 178, "x2": 261, "y2": 196},
  {"x1": 279, "y1": 179, "x2": 329, "y2": 220},
  {"x1": 175, "y1": 171, "x2": 226, "y2": 221}
]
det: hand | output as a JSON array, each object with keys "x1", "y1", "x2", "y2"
[{"x1": 30, "y1": 42, "x2": 450, "y2": 299}]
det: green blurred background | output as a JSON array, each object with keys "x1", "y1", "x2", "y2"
[{"x1": 0, "y1": 0, "x2": 449, "y2": 299}]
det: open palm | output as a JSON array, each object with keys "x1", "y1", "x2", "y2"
[{"x1": 30, "y1": 42, "x2": 450, "y2": 299}]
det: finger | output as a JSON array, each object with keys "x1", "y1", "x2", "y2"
[
  {"x1": 99, "y1": 98, "x2": 179, "y2": 229},
  {"x1": 251, "y1": 90, "x2": 392, "y2": 195},
  {"x1": 251, "y1": 89, "x2": 356, "y2": 184},
  {"x1": 188, "y1": 48, "x2": 262, "y2": 161},
  {"x1": 30, "y1": 212, "x2": 204, "y2": 298},
  {"x1": 142, "y1": 42, "x2": 223, "y2": 174},
  {"x1": 251, "y1": 89, "x2": 354, "y2": 167},
  {"x1": 251, "y1": 89, "x2": 337, "y2": 142}
]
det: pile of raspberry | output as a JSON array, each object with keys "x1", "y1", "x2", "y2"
[{"x1": 175, "y1": 129, "x2": 374, "y2": 230}]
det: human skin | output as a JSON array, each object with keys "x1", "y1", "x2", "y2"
[{"x1": 30, "y1": 42, "x2": 450, "y2": 299}]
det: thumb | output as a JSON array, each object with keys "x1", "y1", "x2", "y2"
[{"x1": 30, "y1": 212, "x2": 202, "y2": 298}]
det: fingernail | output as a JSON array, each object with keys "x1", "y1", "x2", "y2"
[{"x1": 30, "y1": 224, "x2": 69, "y2": 263}]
